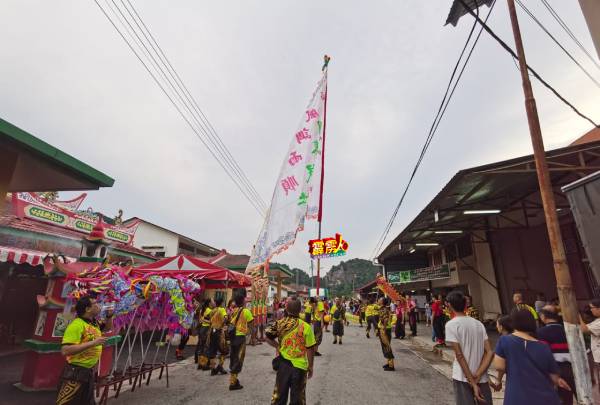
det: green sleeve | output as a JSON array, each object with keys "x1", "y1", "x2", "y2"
[
  {"x1": 304, "y1": 322, "x2": 316, "y2": 348},
  {"x1": 244, "y1": 308, "x2": 254, "y2": 322},
  {"x1": 62, "y1": 319, "x2": 83, "y2": 345}
]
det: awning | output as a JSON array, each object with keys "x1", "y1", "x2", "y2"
[
  {"x1": 0, "y1": 246, "x2": 47, "y2": 267},
  {"x1": 131, "y1": 254, "x2": 252, "y2": 288}
]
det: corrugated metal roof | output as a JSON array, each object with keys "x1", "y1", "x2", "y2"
[
  {"x1": 379, "y1": 140, "x2": 600, "y2": 261},
  {"x1": 445, "y1": 0, "x2": 494, "y2": 26}
]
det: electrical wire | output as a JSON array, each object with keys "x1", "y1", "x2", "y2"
[
  {"x1": 93, "y1": 0, "x2": 268, "y2": 216},
  {"x1": 457, "y1": 0, "x2": 599, "y2": 128},
  {"x1": 107, "y1": 0, "x2": 267, "y2": 213},
  {"x1": 540, "y1": 0, "x2": 600, "y2": 71},
  {"x1": 121, "y1": 0, "x2": 268, "y2": 212},
  {"x1": 370, "y1": 2, "x2": 495, "y2": 260},
  {"x1": 515, "y1": 0, "x2": 600, "y2": 89}
]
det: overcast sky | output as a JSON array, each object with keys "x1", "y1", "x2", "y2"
[{"x1": 2, "y1": 1, "x2": 599, "y2": 275}]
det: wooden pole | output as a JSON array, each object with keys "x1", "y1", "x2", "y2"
[
  {"x1": 506, "y1": 1, "x2": 593, "y2": 402},
  {"x1": 316, "y1": 60, "x2": 329, "y2": 298}
]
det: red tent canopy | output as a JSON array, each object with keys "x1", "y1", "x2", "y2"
[{"x1": 131, "y1": 254, "x2": 251, "y2": 289}]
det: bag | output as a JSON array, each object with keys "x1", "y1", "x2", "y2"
[
  {"x1": 272, "y1": 355, "x2": 283, "y2": 371},
  {"x1": 227, "y1": 308, "x2": 243, "y2": 341},
  {"x1": 333, "y1": 309, "x2": 341, "y2": 320},
  {"x1": 61, "y1": 364, "x2": 94, "y2": 383}
]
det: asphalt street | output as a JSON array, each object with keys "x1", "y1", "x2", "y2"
[{"x1": 110, "y1": 323, "x2": 455, "y2": 405}]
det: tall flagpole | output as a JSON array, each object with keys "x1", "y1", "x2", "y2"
[{"x1": 316, "y1": 55, "x2": 330, "y2": 297}]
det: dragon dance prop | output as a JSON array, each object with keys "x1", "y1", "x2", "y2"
[
  {"x1": 66, "y1": 265, "x2": 202, "y2": 335},
  {"x1": 376, "y1": 275, "x2": 406, "y2": 305}
]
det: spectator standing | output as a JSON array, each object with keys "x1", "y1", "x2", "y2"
[
  {"x1": 496, "y1": 315, "x2": 514, "y2": 336},
  {"x1": 394, "y1": 296, "x2": 406, "y2": 340},
  {"x1": 425, "y1": 300, "x2": 432, "y2": 327},
  {"x1": 445, "y1": 291, "x2": 494, "y2": 404},
  {"x1": 512, "y1": 292, "x2": 539, "y2": 323},
  {"x1": 491, "y1": 309, "x2": 570, "y2": 405},
  {"x1": 579, "y1": 298, "x2": 600, "y2": 392},
  {"x1": 535, "y1": 293, "x2": 547, "y2": 314},
  {"x1": 537, "y1": 306, "x2": 576, "y2": 405},
  {"x1": 431, "y1": 294, "x2": 446, "y2": 347},
  {"x1": 407, "y1": 294, "x2": 417, "y2": 337}
]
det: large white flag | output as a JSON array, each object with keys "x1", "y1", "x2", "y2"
[{"x1": 247, "y1": 72, "x2": 328, "y2": 271}]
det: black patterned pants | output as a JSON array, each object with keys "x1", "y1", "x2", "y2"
[
  {"x1": 271, "y1": 358, "x2": 307, "y2": 405},
  {"x1": 55, "y1": 364, "x2": 95, "y2": 405},
  {"x1": 379, "y1": 328, "x2": 394, "y2": 360}
]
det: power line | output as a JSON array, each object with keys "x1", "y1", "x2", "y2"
[
  {"x1": 540, "y1": 0, "x2": 600, "y2": 71},
  {"x1": 371, "y1": 2, "x2": 496, "y2": 260},
  {"x1": 107, "y1": 0, "x2": 267, "y2": 213},
  {"x1": 121, "y1": 0, "x2": 268, "y2": 212},
  {"x1": 515, "y1": 0, "x2": 600, "y2": 89},
  {"x1": 458, "y1": 0, "x2": 599, "y2": 128},
  {"x1": 93, "y1": 0, "x2": 268, "y2": 216}
]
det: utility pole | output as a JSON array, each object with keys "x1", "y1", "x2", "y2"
[
  {"x1": 310, "y1": 260, "x2": 314, "y2": 288},
  {"x1": 505, "y1": 1, "x2": 592, "y2": 402},
  {"x1": 449, "y1": 1, "x2": 593, "y2": 402},
  {"x1": 578, "y1": 0, "x2": 600, "y2": 59}
]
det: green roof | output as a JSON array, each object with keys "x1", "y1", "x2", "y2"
[{"x1": 1, "y1": 118, "x2": 114, "y2": 191}]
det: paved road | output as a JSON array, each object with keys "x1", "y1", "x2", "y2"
[{"x1": 111, "y1": 323, "x2": 454, "y2": 405}]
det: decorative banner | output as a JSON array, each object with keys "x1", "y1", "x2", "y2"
[
  {"x1": 246, "y1": 71, "x2": 328, "y2": 270},
  {"x1": 387, "y1": 264, "x2": 451, "y2": 284},
  {"x1": 12, "y1": 192, "x2": 139, "y2": 245},
  {"x1": 308, "y1": 233, "x2": 349, "y2": 259}
]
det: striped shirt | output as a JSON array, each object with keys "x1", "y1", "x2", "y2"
[{"x1": 537, "y1": 322, "x2": 571, "y2": 363}]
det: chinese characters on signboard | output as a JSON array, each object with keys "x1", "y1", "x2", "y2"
[
  {"x1": 387, "y1": 264, "x2": 450, "y2": 284},
  {"x1": 308, "y1": 233, "x2": 349, "y2": 260}
]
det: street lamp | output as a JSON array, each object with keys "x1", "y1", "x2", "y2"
[{"x1": 446, "y1": 1, "x2": 593, "y2": 401}]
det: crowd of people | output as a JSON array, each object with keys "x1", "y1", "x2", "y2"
[{"x1": 54, "y1": 289, "x2": 600, "y2": 405}]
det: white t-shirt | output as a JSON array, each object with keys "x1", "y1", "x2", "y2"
[
  {"x1": 445, "y1": 315, "x2": 489, "y2": 383},
  {"x1": 587, "y1": 318, "x2": 600, "y2": 363}
]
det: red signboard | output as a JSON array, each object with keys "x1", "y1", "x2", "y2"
[
  {"x1": 12, "y1": 193, "x2": 139, "y2": 245},
  {"x1": 308, "y1": 233, "x2": 349, "y2": 259}
]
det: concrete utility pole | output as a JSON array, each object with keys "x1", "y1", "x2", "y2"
[
  {"x1": 447, "y1": 0, "x2": 594, "y2": 402},
  {"x1": 579, "y1": 0, "x2": 600, "y2": 60},
  {"x1": 505, "y1": 2, "x2": 593, "y2": 402}
]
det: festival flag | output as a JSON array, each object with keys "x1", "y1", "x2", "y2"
[{"x1": 246, "y1": 60, "x2": 329, "y2": 272}]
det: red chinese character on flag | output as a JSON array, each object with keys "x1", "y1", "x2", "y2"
[
  {"x1": 305, "y1": 109, "x2": 319, "y2": 123},
  {"x1": 281, "y1": 176, "x2": 299, "y2": 196},
  {"x1": 288, "y1": 151, "x2": 303, "y2": 166},
  {"x1": 295, "y1": 128, "x2": 311, "y2": 144}
]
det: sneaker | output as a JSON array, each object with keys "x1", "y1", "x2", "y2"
[
  {"x1": 315, "y1": 352, "x2": 322, "y2": 356},
  {"x1": 383, "y1": 365, "x2": 395, "y2": 371},
  {"x1": 333, "y1": 340, "x2": 337, "y2": 344},
  {"x1": 366, "y1": 334, "x2": 370, "y2": 339},
  {"x1": 339, "y1": 341, "x2": 342, "y2": 345},
  {"x1": 217, "y1": 366, "x2": 228, "y2": 375},
  {"x1": 229, "y1": 381, "x2": 244, "y2": 391},
  {"x1": 210, "y1": 369, "x2": 218, "y2": 376}
]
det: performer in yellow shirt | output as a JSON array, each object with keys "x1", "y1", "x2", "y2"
[
  {"x1": 312, "y1": 297, "x2": 325, "y2": 356},
  {"x1": 330, "y1": 297, "x2": 346, "y2": 344},
  {"x1": 266, "y1": 298, "x2": 316, "y2": 405},
  {"x1": 205, "y1": 297, "x2": 229, "y2": 376},
  {"x1": 365, "y1": 296, "x2": 380, "y2": 339},
  {"x1": 56, "y1": 296, "x2": 112, "y2": 405},
  {"x1": 197, "y1": 298, "x2": 215, "y2": 370},
  {"x1": 377, "y1": 297, "x2": 395, "y2": 371},
  {"x1": 228, "y1": 294, "x2": 254, "y2": 391}
]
